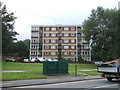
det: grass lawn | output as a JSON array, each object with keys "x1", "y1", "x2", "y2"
[
  {"x1": 68, "y1": 63, "x2": 99, "y2": 76},
  {"x1": 2, "y1": 61, "x2": 100, "y2": 81},
  {"x1": 2, "y1": 61, "x2": 46, "y2": 81}
]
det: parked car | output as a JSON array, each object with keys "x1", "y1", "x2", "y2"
[
  {"x1": 23, "y1": 59, "x2": 30, "y2": 63},
  {"x1": 45, "y1": 58, "x2": 58, "y2": 62},
  {"x1": 37, "y1": 57, "x2": 45, "y2": 62},
  {"x1": 6, "y1": 57, "x2": 15, "y2": 62},
  {"x1": 30, "y1": 58, "x2": 36, "y2": 63}
]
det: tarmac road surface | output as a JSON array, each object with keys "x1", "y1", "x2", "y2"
[{"x1": 4, "y1": 79, "x2": 120, "y2": 89}]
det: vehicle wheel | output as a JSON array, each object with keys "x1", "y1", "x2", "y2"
[{"x1": 107, "y1": 77, "x2": 112, "y2": 81}]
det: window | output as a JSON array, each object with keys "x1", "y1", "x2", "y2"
[
  {"x1": 31, "y1": 45, "x2": 33, "y2": 48},
  {"x1": 51, "y1": 39, "x2": 56, "y2": 43},
  {"x1": 51, "y1": 33, "x2": 56, "y2": 36},
  {"x1": 71, "y1": 39, "x2": 75, "y2": 43},
  {"x1": 85, "y1": 52, "x2": 87, "y2": 55},
  {"x1": 31, "y1": 51, "x2": 37, "y2": 55},
  {"x1": 46, "y1": 27, "x2": 49, "y2": 31},
  {"x1": 64, "y1": 39, "x2": 69, "y2": 43},
  {"x1": 64, "y1": 52, "x2": 69, "y2": 55},
  {"x1": 81, "y1": 38, "x2": 87, "y2": 42},
  {"x1": 51, "y1": 52, "x2": 56, "y2": 55},
  {"x1": 31, "y1": 45, "x2": 37, "y2": 49},
  {"x1": 45, "y1": 45, "x2": 49, "y2": 49},
  {"x1": 64, "y1": 46, "x2": 69, "y2": 49},
  {"x1": 51, "y1": 46, "x2": 56, "y2": 49},
  {"x1": 45, "y1": 33, "x2": 49, "y2": 36},
  {"x1": 51, "y1": 27, "x2": 56, "y2": 31},
  {"x1": 32, "y1": 27, "x2": 39, "y2": 31},
  {"x1": 45, "y1": 52, "x2": 49, "y2": 55},
  {"x1": 71, "y1": 52, "x2": 75, "y2": 55},
  {"x1": 32, "y1": 39, "x2": 38, "y2": 43},
  {"x1": 64, "y1": 33, "x2": 69, "y2": 36},
  {"x1": 71, "y1": 33, "x2": 75, "y2": 36},
  {"x1": 64, "y1": 27, "x2": 69, "y2": 30},
  {"x1": 32, "y1": 33, "x2": 38, "y2": 37},
  {"x1": 84, "y1": 45, "x2": 90, "y2": 49},
  {"x1": 45, "y1": 40, "x2": 49, "y2": 43},
  {"x1": 71, "y1": 46, "x2": 75, "y2": 49},
  {"x1": 71, "y1": 27, "x2": 75, "y2": 30}
]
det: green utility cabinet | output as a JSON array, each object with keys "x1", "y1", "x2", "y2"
[
  {"x1": 43, "y1": 61, "x2": 68, "y2": 74},
  {"x1": 58, "y1": 61, "x2": 68, "y2": 74}
]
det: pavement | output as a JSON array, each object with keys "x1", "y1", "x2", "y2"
[{"x1": 1, "y1": 75, "x2": 103, "y2": 88}]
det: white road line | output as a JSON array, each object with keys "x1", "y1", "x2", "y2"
[{"x1": 93, "y1": 84, "x2": 118, "y2": 88}]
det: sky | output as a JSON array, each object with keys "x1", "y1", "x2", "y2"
[{"x1": 1, "y1": 0, "x2": 120, "y2": 40}]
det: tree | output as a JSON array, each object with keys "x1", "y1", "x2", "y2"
[
  {"x1": 82, "y1": 6, "x2": 120, "y2": 61},
  {"x1": 1, "y1": 2, "x2": 18, "y2": 55},
  {"x1": 7, "y1": 39, "x2": 30, "y2": 58}
]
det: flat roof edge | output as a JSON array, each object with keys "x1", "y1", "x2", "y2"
[{"x1": 31, "y1": 25, "x2": 81, "y2": 27}]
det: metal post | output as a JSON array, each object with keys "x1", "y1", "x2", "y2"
[{"x1": 75, "y1": 54, "x2": 77, "y2": 76}]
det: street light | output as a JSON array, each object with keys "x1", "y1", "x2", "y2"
[{"x1": 75, "y1": 54, "x2": 77, "y2": 77}]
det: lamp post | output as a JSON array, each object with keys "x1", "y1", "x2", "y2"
[{"x1": 75, "y1": 54, "x2": 77, "y2": 77}]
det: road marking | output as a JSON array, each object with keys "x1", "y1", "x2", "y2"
[{"x1": 93, "y1": 84, "x2": 118, "y2": 88}]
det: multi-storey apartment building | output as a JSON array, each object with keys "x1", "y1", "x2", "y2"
[{"x1": 30, "y1": 25, "x2": 91, "y2": 62}]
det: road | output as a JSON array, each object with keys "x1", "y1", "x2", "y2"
[{"x1": 3, "y1": 79, "x2": 120, "y2": 89}]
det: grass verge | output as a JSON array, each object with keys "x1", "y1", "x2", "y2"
[{"x1": 2, "y1": 61, "x2": 100, "y2": 81}]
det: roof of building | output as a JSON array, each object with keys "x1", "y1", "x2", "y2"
[{"x1": 31, "y1": 25, "x2": 81, "y2": 27}]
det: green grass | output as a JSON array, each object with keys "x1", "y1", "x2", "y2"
[
  {"x1": 2, "y1": 72, "x2": 46, "y2": 81},
  {"x1": 2, "y1": 61, "x2": 100, "y2": 81},
  {"x1": 68, "y1": 63, "x2": 98, "y2": 76},
  {"x1": 2, "y1": 61, "x2": 46, "y2": 81}
]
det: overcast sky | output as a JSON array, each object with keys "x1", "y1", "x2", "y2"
[{"x1": 1, "y1": 0, "x2": 119, "y2": 40}]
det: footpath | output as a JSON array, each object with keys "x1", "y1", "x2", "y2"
[{"x1": 2, "y1": 75, "x2": 102, "y2": 88}]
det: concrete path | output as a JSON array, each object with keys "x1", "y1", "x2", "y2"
[
  {"x1": 79, "y1": 69, "x2": 97, "y2": 71},
  {"x1": 0, "y1": 71, "x2": 26, "y2": 73}
]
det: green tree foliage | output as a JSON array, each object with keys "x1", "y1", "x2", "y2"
[
  {"x1": 1, "y1": 2, "x2": 18, "y2": 55},
  {"x1": 7, "y1": 39, "x2": 30, "y2": 58},
  {"x1": 82, "y1": 6, "x2": 120, "y2": 61}
]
